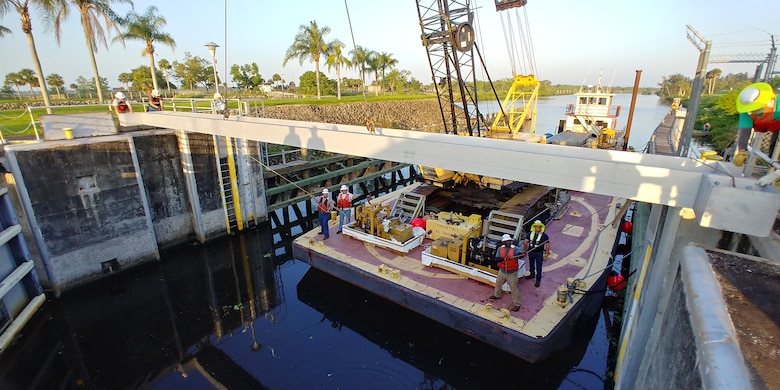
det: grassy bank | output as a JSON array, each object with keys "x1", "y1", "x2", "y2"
[{"x1": 0, "y1": 94, "x2": 434, "y2": 138}]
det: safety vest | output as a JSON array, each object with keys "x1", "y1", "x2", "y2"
[
  {"x1": 116, "y1": 100, "x2": 129, "y2": 113},
  {"x1": 751, "y1": 108, "x2": 780, "y2": 133},
  {"x1": 497, "y1": 245, "x2": 519, "y2": 271},
  {"x1": 317, "y1": 197, "x2": 329, "y2": 213},
  {"x1": 528, "y1": 232, "x2": 546, "y2": 253},
  {"x1": 337, "y1": 193, "x2": 351, "y2": 209}
]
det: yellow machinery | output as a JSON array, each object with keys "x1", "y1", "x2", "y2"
[
  {"x1": 489, "y1": 74, "x2": 541, "y2": 138},
  {"x1": 354, "y1": 202, "x2": 414, "y2": 243},
  {"x1": 596, "y1": 128, "x2": 617, "y2": 149},
  {"x1": 426, "y1": 212, "x2": 482, "y2": 264},
  {"x1": 417, "y1": 74, "x2": 545, "y2": 188},
  {"x1": 354, "y1": 202, "x2": 390, "y2": 238}
]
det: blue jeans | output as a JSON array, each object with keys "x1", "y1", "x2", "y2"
[
  {"x1": 318, "y1": 212, "x2": 330, "y2": 237},
  {"x1": 338, "y1": 208, "x2": 351, "y2": 231},
  {"x1": 528, "y1": 252, "x2": 544, "y2": 281}
]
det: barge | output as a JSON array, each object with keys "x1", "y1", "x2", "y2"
[{"x1": 292, "y1": 181, "x2": 625, "y2": 362}]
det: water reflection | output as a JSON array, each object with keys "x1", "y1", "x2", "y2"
[{"x1": 0, "y1": 223, "x2": 614, "y2": 389}]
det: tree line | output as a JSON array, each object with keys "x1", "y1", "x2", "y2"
[{"x1": 0, "y1": 2, "x2": 420, "y2": 105}]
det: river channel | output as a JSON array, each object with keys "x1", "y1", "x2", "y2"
[{"x1": 0, "y1": 95, "x2": 668, "y2": 389}]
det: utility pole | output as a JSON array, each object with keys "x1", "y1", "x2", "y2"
[
  {"x1": 765, "y1": 35, "x2": 777, "y2": 82},
  {"x1": 677, "y1": 25, "x2": 711, "y2": 157}
]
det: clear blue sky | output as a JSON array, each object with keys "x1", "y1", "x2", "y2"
[{"x1": 1, "y1": 0, "x2": 778, "y2": 90}]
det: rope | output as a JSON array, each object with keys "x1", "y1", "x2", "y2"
[
  {"x1": 0, "y1": 110, "x2": 29, "y2": 120},
  {"x1": 245, "y1": 154, "x2": 314, "y2": 197},
  {"x1": 0, "y1": 121, "x2": 33, "y2": 134}
]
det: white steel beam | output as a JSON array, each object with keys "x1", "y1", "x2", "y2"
[{"x1": 121, "y1": 112, "x2": 779, "y2": 236}]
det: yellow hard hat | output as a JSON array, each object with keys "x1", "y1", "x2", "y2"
[{"x1": 736, "y1": 82, "x2": 776, "y2": 113}]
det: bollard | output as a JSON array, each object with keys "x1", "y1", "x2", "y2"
[{"x1": 63, "y1": 128, "x2": 73, "y2": 139}]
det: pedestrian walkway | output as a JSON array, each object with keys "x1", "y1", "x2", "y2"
[{"x1": 648, "y1": 112, "x2": 676, "y2": 156}]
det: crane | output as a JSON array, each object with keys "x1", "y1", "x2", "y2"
[{"x1": 415, "y1": 0, "x2": 542, "y2": 187}]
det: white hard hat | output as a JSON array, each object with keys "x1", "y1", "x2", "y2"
[
  {"x1": 322, "y1": 188, "x2": 329, "y2": 194},
  {"x1": 151, "y1": 89, "x2": 160, "y2": 97},
  {"x1": 214, "y1": 92, "x2": 222, "y2": 99},
  {"x1": 340, "y1": 185, "x2": 348, "y2": 191},
  {"x1": 115, "y1": 92, "x2": 126, "y2": 99},
  {"x1": 501, "y1": 234, "x2": 512, "y2": 242}
]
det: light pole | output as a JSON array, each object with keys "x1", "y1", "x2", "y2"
[{"x1": 205, "y1": 42, "x2": 220, "y2": 94}]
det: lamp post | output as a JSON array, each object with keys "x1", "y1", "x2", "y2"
[{"x1": 205, "y1": 42, "x2": 220, "y2": 94}]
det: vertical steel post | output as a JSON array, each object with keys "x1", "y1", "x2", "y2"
[
  {"x1": 678, "y1": 25, "x2": 711, "y2": 157},
  {"x1": 622, "y1": 70, "x2": 642, "y2": 151}
]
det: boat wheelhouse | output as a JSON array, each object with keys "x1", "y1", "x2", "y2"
[{"x1": 556, "y1": 80, "x2": 622, "y2": 137}]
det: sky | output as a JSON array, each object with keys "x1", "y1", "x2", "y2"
[{"x1": 1, "y1": 0, "x2": 778, "y2": 91}]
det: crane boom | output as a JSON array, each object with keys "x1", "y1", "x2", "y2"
[{"x1": 416, "y1": 0, "x2": 488, "y2": 136}]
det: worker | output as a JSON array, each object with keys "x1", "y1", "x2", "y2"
[
  {"x1": 213, "y1": 92, "x2": 229, "y2": 119},
  {"x1": 336, "y1": 184, "x2": 353, "y2": 234},
  {"x1": 733, "y1": 82, "x2": 780, "y2": 188},
  {"x1": 147, "y1": 89, "x2": 163, "y2": 111},
  {"x1": 489, "y1": 234, "x2": 521, "y2": 312},
  {"x1": 112, "y1": 92, "x2": 132, "y2": 114},
  {"x1": 524, "y1": 220, "x2": 550, "y2": 288},
  {"x1": 312, "y1": 189, "x2": 335, "y2": 239}
]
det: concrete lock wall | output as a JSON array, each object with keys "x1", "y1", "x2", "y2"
[
  {"x1": 4, "y1": 136, "x2": 159, "y2": 293},
  {"x1": 3, "y1": 131, "x2": 269, "y2": 293},
  {"x1": 183, "y1": 132, "x2": 225, "y2": 240},
  {"x1": 133, "y1": 131, "x2": 196, "y2": 249}
]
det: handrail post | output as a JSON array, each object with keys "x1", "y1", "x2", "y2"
[{"x1": 27, "y1": 106, "x2": 40, "y2": 142}]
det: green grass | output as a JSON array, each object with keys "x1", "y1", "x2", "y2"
[
  {"x1": 0, "y1": 94, "x2": 436, "y2": 138},
  {"x1": 0, "y1": 104, "x2": 130, "y2": 138}
]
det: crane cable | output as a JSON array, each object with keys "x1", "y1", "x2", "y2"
[
  {"x1": 497, "y1": 4, "x2": 537, "y2": 77},
  {"x1": 344, "y1": 0, "x2": 376, "y2": 134}
]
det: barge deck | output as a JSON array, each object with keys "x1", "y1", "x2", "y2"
[{"x1": 292, "y1": 183, "x2": 623, "y2": 362}]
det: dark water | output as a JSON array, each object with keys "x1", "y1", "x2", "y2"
[{"x1": 0, "y1": 223, "x2": 622, "y2": 390}]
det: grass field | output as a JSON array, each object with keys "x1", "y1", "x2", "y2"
[{"x1": 0, "y1": 93, "x2": 434, "y2": 139}]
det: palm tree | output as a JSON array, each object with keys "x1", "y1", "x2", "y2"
[
  {"x1": 158, "y1": 58, "x2": 171, "y2": 93},
  {"x1": 0, "y1": 24, "x2": 11, "y2": 36},
  {"x1": 4, "y1": 72, "x2": 24, "y2": 99},
  {"x1": 53, "y1": 0, "x2": 129, "y2": 103},
  {"x1": 375, "y1": 52, "x2": 398, "y2": 93},
  {"x1": 366, "y1": 51, "x2": 381, "y2": 96},
  {"x1": 705, "y1": 68, "x2": 722, "y2": 95},
  {"x1": 349, "y1": 45, "x2": 370, "y2": 92},
  {"x1": 0, "y1": 0, "x2": 65, "y2": 113},
  {"x1": 283, "y1": 20, "x2": 330, "y2": 99},
  {"x1": 325, "y1": 39, "x2": 351, "y2": 100},
  {"x1": 271, "y1": 73, "x2": 283, "y2": 90},
  {"x1": 117, "y1": 72, "x2": 132, "y2": 90},
  {"x1": 115, "y1": 5, "x2": 175, "y2": 91},
  {"x1": 18, "y1": 68, "x2": 37, "y2": 95},
  {"x1": 46, "y1": 73, "x2": 64, "y2": 98}
]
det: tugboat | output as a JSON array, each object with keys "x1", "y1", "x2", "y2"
[{"x1": 551, "y1": 73, "x2": 623, "y2": 148}]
